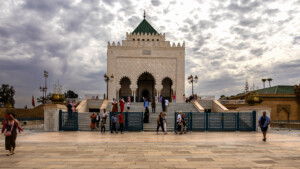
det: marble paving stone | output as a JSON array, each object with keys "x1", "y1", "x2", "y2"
[{"x1": 0, "y1": 131, "x2": 300, "y2": 168}]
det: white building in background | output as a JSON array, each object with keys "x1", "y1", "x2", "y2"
[{"x1": 107, "y1": 13, "x2": 185, "y2": 103}]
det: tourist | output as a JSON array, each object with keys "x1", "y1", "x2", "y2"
[
  {"x1": 151, "y1": 100, "x2": 156, "y2": 113},
  {"x1": 175, "y1": 112, "x2": 183, "y2": 134},
  {"x1": 112, "y1": 99, "x2": 118, "y2": 112},
  {"x1": 156, "y1": 112, "x2": 164, "y2": 134},
  {"x1": 258, "y1": 111, "x2": 271, "y2": 141},
  {"x1": 90, "y1": 112, "x2": 96, "y2": 130},
  {"x1": 1, "y1": 113, "x2": 22, "y2": 156},
  {"x1": 162, "y1": 97, "x2": 165, "y2": 112},
  {"x1": 100, "y1": 117, "x2": 106, "y2": 133},
  {"x1": 172, "y1": 94, "x2": 176, "y2": 103},
  {"x1": 159, "y1": 95, "x2": 162, "y2": 103},
  {"x1": 127, "y1": 96, "x2": 131, "y2": 102},
  {"x1": 165, "y1": 99, "x2": 169, "y2": 112},
  {"x1": 126, "y1": 101, "x2": 131, "y2": 112},
  {"x1": 118, "y1": 112, "x2": 124, "y2": 134},
  {"x1": 111, "y1": 113, "x2": 117, "y2": 133},
  {"x1": 163, "y1": 113, "x2": 167, "y2": 134},
  {"x1": 95, "y1": 112, "x2": 101, "y2": 129},
  {"x1": 120, "y1": 98, "x2": 125, "y2": 113},
  {"x1": 102, "y1": 109, "x2": 108, "y2": 123},
  {"x1": 182, "y1": 113, "x2": 187, "y2": 134},
  {"x1": 144, "y1": 98, "x2": 149, "y2": 123}
]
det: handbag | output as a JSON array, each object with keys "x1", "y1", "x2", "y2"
[{"x1": 4, "y1": 121, "x2": 14, "y2": 137}]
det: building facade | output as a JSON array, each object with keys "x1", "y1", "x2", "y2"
[
  {"x1": 107, "y1": 15, "x2": 185, "y2": 102},
  {"x1": 220, "y1": 85, "x2": 300, "y2": 120}
]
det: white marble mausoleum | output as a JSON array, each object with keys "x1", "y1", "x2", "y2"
[{"x1": 107, "y1": 14, "x2": 185, "y2": 103}]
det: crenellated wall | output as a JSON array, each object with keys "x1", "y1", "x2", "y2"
[{"x1": 107, "y1": 31, "x2": 185, "y2": 102}]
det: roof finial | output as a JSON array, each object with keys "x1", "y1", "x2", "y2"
[{"x1": 144, "y1": 10, "x2": 146, "y2": 19}]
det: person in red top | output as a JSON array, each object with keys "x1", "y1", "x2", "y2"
[
  {"x1": 120, "y1": 98, "x2": 125, "y2": 113},
  {"x1": 172, "y1": 94, "x2": 176, "y2": 103},
  {"x1": 118, "y1": 112, "x2": 124, "y2": 134}
]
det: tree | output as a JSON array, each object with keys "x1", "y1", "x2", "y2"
[
  {"x1": 245, "y1": 79, "x2": 249, "y2": 92},
  {"x1": 0, "y1": 84, "x2": 15, "y2": 108},
  {"x1": 64, "y1": 90, "x2": 78, "y2": 98},
  {"x1": 37, "y1": 93, "x2": 52, "y2": 104},
  {"x1": 267, "y1": 78, "x2": 273, "y2": 87},
  {"x1": 261, "y1": 78, "x2": 267, "y2": 88}
]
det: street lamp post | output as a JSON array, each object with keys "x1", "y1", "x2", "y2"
[
  {"x1": 104, "y1": 73, "x2": 114, "y2": 100},
  {"x1": 39, "y1": 71, "x2": 48, "y2": 104},
  {"x1": 187, "y1": 75, "x2": 198, "y2": 96}
]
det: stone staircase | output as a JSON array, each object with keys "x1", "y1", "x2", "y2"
[
  {"x1": 79, "y1": 102, "x2": 199, "y2": 132},
  {"x1": 78, "y1": 112, "x2": 110, "y2": 131}
]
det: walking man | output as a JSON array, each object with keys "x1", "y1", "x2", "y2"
[
  {"x1": 175, "y1": 112, "x2": 183, "y2": 134},
  {"x1": 259, "y1": 111, "x2": 271, "y2": 141},
  {"x1": 95, "y1": 112, "x2": 101, "y2": 129},
  {"x1": 151, "y1": 101, "x2": 156, "y2": 113},
  {"x1": 156, "y1": 112, "x2": 165, "y2": 134},
  {"x1": 165, "y1": 99, "x2": 169, "y2": 112},
  {"x1": 111, "y1": 113, "x2": 117, "y2": 134}
]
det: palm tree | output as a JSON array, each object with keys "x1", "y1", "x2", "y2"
[
  {"x1": 267, "y1": 78, "x2": 273, "y2": 87},
  {"x1": 261, "y1": 78, "x2": 267, "y2": 88}
]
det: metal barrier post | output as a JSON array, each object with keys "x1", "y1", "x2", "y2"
[
  {"x1": 237, "y1": 112, "x2": 239, "y2": 131},
  {"x1": 252, "y1": 111, "x2": 256, "y2": 131},
  {"x1": 59, "y1": 109, "x2": 62, "y2": 131},
  {"x1": 221, "y1": 113, "x2": 224, "y2": 130},
  {"x1": 205, "y1": 112, "x2": 208, "y2": 131},
  {"x1": 190, "y1": 112, "x2": 192, "y2": 131}
]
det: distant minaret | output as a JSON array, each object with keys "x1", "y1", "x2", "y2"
[{"x1": 144, "y1": 10, "x2": 146, "y2": 19}]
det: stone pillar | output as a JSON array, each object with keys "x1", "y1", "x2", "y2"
[
  {"x1": 44, "y1": 104, "x2": 67, "y2": 131},
  {"x1": 131, "y1": 88, "x2": 137, "y2": 102},
  {"x1": 155, "y1": 84, "x2": 163, "y2": 103}
]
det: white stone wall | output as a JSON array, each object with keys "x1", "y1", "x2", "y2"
[{"x1": 107, "y1": 32, "x2": 185, "y2": 102}]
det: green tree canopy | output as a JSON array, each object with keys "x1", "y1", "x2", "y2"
[
  {"x1": 64, "y1": 90, "x2": 78, "y2": 98},
  {"x1": 0, "y1": 84, "x2": 15, "y2": 108}
]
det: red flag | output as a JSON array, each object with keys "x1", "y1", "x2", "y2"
[{"x1": 32, "y1": 95, "x2": 35, "y2": 107}]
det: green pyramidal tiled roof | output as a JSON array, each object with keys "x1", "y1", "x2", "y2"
[
  {"x1": 133, "y1": 19, "x2": 158, "y2": 35},
  {"x1": 255, "y1": 85, "x2": 294, "y2": 94}
]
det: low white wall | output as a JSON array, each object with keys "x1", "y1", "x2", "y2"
[
  {"x1": 212, "y1": 100, "x2": 228, "y2": 112},
  {"x1": 44, "y1": 104, "x2": 67, "y2": 131},
  {"x1": 77, "y1": 99, "x2": 88, "y2": 112}
]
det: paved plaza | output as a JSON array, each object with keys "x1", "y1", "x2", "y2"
[{"x1": 0, "y1": 131, "x2": 300, "y2": 169}]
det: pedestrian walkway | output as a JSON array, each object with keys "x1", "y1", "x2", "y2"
[{"x1": 0, "y1": 131, "x2": 300, "y2": 168}]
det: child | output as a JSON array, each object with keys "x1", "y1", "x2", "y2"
[{"x1": 100, "y1": 117, "x2": 106, "y2": 133}]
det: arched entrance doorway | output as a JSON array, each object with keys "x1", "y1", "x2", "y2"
[
  {"x1": 137, "y1": 72, "x2": 155, "y2": 102},
  {"x1": 119, "y1": 77, "x2": 132, "y2": 101},
  {"x1": 161, "y1": 77, "x2": 173, "y2": 101}
]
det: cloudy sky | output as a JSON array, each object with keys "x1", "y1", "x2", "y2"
[{"x1": 0, "y1": 0, "x2": 299, "y2": 108}]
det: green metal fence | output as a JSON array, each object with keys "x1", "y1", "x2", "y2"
[
  {"x1": 109, "y1": 112, "x2": 143, "y2": 131},
  {"x1": 59, "y1": 110, "x2": 78, "y2": 131},
  {"x1": 174, "y1": 112, "x2": 256, "y2": 131}
]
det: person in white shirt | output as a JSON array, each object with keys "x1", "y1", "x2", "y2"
[
  {"x1": 165, "y1": 99, "x2": 169, "y2": 112},
  {"x1": 175, "y1": 112, "x2": 183, "y2": 134},
  {"x1": 126, "y1": 102, "x2": 131, "y2": 112},
  {"x1": 102, "y1": 109, "x2": 108, "y2": 123}
]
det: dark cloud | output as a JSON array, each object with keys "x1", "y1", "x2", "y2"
[
  {"x1": 239, "y1": 18, "x2": 260, "y2": 28},
  {"x1": 227, "y1": 1, "x2": 261, "y2": 14},
  {"x1": 250, "y1": 48, "x2": 264, "y2": 57},
  {"x1": 230, "y1": 26, "x2": 251, "y2": 39},
  {"x1": 23, "y1": 0, "x2": 71, "y2": 19},
  {"x1": 151, "y1": 0, "x2": 161, "y2": 6},
  {"x1": 293, "y1": 36, "x2": 300, "y2": 45}
]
